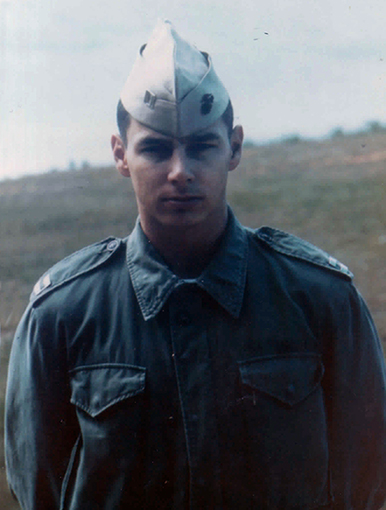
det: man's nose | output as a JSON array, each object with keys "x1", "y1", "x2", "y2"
[{"x1": 167, "y1": 148, "x2": 194, "y2": 184}]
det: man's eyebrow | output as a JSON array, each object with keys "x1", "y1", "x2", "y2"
[
  {"x1": 137, "y1": 136, "x2": 172, "y2": 147},
  {"x1": 135, "y1": 132, "x2": 221, "y2": 148},
  {"x1": 184, "y1": 132, "x2": 221, "y2": 143}
]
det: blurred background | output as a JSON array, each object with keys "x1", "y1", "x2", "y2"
[{"x1": 1, "y1": 0, "x2": 386, "y2": 507}]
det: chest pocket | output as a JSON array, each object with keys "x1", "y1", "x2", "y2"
[
  {"x1": 238, "y1": 352, "x2": 324, "y2": 406},
  {"x1": 236, "y1": 353, "x2": 330, "y2": 509},
  {"x1": 63, "y1": 365, "x2": 147, "y2": 507},
  {"x1": 70, "y1": 363, "x2": 146, "y2": 417}
]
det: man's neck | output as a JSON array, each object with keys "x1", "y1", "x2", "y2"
[{"x1": 140, "y1": 211, "x2": 228, "y2": 279}]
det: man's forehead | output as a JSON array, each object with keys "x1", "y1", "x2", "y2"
[
  {"x1": 120, "y1": 19, "x2": 230, "y2": 138},
  {"x1": 129, "y1": 117, "x2": 226, "y2": 145}
]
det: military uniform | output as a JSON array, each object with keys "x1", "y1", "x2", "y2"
[{"x1": 5, "y1": 209, "x2": 386, "y2": 509}]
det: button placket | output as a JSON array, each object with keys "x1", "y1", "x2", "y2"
[{"x1": 168, "y1": 284, "x2": 222, "y2": 506}]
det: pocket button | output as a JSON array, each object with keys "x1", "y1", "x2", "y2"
[
  {"x1": 167, "y1": 415, "x2": 176, "y2": 428},
  {"x1": 286, "y1": 383, "x2": 296, "y2": 398}
]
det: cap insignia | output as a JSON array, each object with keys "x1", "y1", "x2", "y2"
[
  {"x1": 200, "y1": 93, "x2": 214, "y2": 115},
  {"x1": 144, "y1": 90, "x2": 157, "y2": 109}
]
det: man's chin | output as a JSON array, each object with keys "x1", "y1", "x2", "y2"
[{"x1": 158, "y1": 210, "x2": 206, "y2": 229}]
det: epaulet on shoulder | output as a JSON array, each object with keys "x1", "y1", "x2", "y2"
[
  {"x1": 30, "y1": 237, "x2": 123, "y2": 303},
  {"x1": 252, "y1": 226, "x2": 353, "y2": 281}
]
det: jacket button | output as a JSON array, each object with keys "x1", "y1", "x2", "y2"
[
  {"x1": 107, "y1": 239, "x2": 119, "y2": 251},
  {"x1": 167, "y1": 415, "x2": 176, "y2": 428}
]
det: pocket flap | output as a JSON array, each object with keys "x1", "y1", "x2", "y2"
[
  {"x1": 238, "y1": 353, "x2": 324, "y2": 406},
  {"x1": 70, "y1": 363, "x2": 146, "y2": 417}
]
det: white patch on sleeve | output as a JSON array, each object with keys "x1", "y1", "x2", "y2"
[
  {"x1": 328, "y1": 256, "x2": 349, "y2": 273},
  {"x1": 33, "y1": 274, "x2": 52, "y2": 296}
]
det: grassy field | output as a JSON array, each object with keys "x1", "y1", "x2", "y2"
[{"x1": 1, "y1": 129, "x2": 386, "y2": 507}]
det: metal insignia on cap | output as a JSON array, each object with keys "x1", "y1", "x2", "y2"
[
  {"x1": 200, "y1": 93, "x2": 214, "y2": 115},
  {"x1": 144, "y1": 90, "x2": 157, "y2": 109}
]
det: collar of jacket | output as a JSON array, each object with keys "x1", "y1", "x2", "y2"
[{"x1": 126, "y1": 208, "x2": 248, "y2": 321}]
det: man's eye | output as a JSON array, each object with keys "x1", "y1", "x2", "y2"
[
  {"x1": 187, "y1": 143, "x2": 216, "y2": 156},
  {"x1": 142, "y1": 145, "x2": 172, "y2": 160}
]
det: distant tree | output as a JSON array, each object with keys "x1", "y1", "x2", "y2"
[
  {"x1": 68, "y1": 160, "x2": 77, "y2": 171},
  {"x1": 330, "y1": 127, "x2": 345, "y2": 139},
  {"x1": 282, "y1": 134, "x2": 302, "y2": 145},
  {"x1": 366, "y1": 120, "x2": 386, "y2": 133},
  {"x1": 81, "y1": 160, "x2": 91, "y2": 170}
]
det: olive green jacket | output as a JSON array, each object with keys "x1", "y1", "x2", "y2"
[{"x1": 5, "y1": 210, "x2": 386, "y2": 509}]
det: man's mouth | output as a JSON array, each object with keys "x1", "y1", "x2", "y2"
[
  {"x1": 162, "y1": 195, "x2": 203, "y2": 203},
  {"x1": 161, "y1": 195, "x2": 204, "y2": 208}
]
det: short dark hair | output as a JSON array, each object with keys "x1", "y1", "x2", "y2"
[
  {"x1": 221, "y1": 100, "x2": 234, "y2": 138},
  {"x1": 117, "y1": 99, "x2": 131, "y2": 146},
  {"x1": 116, "y1": 99, "x2": 234, "y2": 146}
]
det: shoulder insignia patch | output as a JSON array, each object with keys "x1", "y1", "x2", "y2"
[
  {"x1": 30, "y1": 237, "x2": 122, "y2": 302},
  {"x1": 32, "y1": 273, "x2": 52, "y2": 297},
  {"x1": 255, "y1": 226, "x2": 353, "y2": 280}
]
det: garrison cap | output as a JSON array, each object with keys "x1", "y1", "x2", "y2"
[{"x1": 120, "y1": 19, "x2": 230, "y2": 138}]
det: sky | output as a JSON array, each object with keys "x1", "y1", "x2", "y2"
[{"x1": 1, "y1": 0, "x2": 386, "y2": 180}]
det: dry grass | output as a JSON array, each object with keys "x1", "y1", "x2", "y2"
[{"x1": 1, "y1": 130, "x2": 386, "y2": 507}]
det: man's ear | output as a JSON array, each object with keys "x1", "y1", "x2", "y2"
[
  {"x1": 111, "y1": 134, "x2": 130, "y2": 177},
  {"x1": 229, "y1": 125, "x2": 244, "y2": 172}
]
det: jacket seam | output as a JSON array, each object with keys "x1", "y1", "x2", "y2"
[
  {"x1": 71, "y1": 388, "x2": 145, "y2": 416},
  {"x1": 69, "y1": 363, "x2": 146, "y2": 374}
]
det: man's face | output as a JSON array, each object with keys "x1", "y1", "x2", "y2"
[{"x1": 112, "y1": 117, "x2": 243, "y2": 233}]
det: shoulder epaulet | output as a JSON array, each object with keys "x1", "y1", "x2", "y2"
[
  {"x1": 253, "y1": 226, "x2": 353, "y2": 281},
  {"x1": 30, "y1": 237, "x2": 123, "y2": 303}
]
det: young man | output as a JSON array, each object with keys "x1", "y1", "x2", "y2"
[{"x1": 5, "y1": 20, "x2": 386, "y2": 510}]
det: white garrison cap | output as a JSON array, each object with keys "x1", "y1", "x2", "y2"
[{"x1": 120, "y1": 19, "x2": 230, "y2": 138}]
